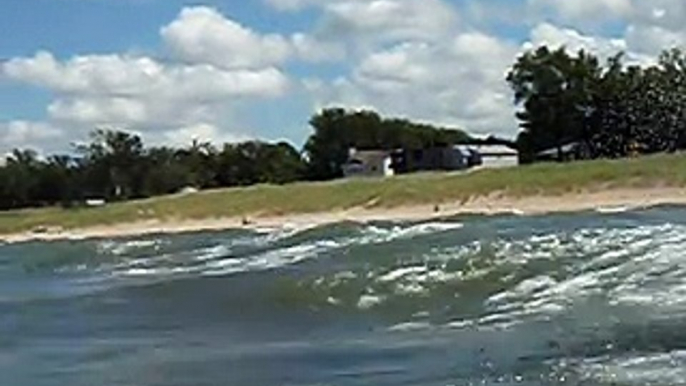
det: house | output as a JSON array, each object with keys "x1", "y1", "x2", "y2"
[
  {"x1": 393, "y1": 147, "x2": 470, "y2": 173},
  {"x1": 343, "y1": 143, "x2": 519, "y2": 178},
  {"x1": 471, "y1": 145, "x2": 519, "y2": 168},
  {"x1": 342, "y1": 148, "x2": 395, "y2": 177},
  {"x1": 394, "y1": 145, "x2": 515, "y2": 173},
  {"x1": 536, "y1": 141, "x2": 589, "y2": 162}
]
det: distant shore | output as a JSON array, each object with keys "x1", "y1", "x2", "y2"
[{"x1": 3, "y1": 187, "x2": 686, "y2": 244}]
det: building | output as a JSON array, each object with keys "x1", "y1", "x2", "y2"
[
  {"x1": 342, "y1": 148, "x2": 395, "y2": 178},
  {"x1": 342, "y1": 144, "x2": 519, "y2": 178},
  {"x1": 471, "y1": 145, "x2": 519, "y2": 168},
  {"x1": 536, "y1": 142, "x2": 589, "y2": 162},
  {"x1": 393, "y1": 146, "x2": 477, "y2": 173}
]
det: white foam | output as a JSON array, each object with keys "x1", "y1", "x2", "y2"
[
  {"x1": 395, "y1": 282, "x2": 426, "y2": 295},
  {"x1": 357, "y1": 294, "x2": 384, "y2": 310},
  {"x1": 388, "y1": 321, "x2": 432, "y2": 332},
  {"x1": 202, "y1": 239, "x2": 342, "y2": 276},
  {"x1": 446, "y1": 319, "x2": 474, "y2": 329},
  {"x1": 362, "y1": 222, "x2": 463, "y2": 244},
  {"x1": 377, "y1": 266, "x2": 427, "y2": 283},
  {"x1": 581, "y1": 351, "x2": 686, "y2": 385},
  {"x1": 595, "y1": 206, "x2": 631, "y2": 214},
  {"x1": 97, "y1": 239, "x2": 164, "y2": 256}
]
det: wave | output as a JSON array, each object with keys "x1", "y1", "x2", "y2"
[
  {"x1": 8, "y1": 207, "x2": 686, "y2": 384},
  {"x1": 7, "y1": 208, "x2": 686, "y2": 330}
]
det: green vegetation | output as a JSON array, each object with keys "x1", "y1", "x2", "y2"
[
  {"x1": 509, "y1": 47, "x2": 686, "y2": 162},
  {"x1": 7, "y1": 44, "x2": 686, "y2": 219},
  {"x1": 3, "y1": 152, "x2": 686, "y2": 235},
  {"x1": 304, "y1": 108, "x2": 475, "y2": 180},
  {"x1": 0, "y1": 111, "x2": 474, "y2": 211}
]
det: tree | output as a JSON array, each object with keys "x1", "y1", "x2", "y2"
[
  {"x1": 0, "y1": 149, "x2": 41, "y2": 208},
  {"x1": 507, "y1": 47, "x2": 602, "y2": 162},
  {"x1": 303, "y1": 108, "x2": 472, "y2": 180},
  {"x1": 77, "y1": 129, "x2": 147, "y2": 199},
  {"x1": 174, "y1": 140, "x2": 218, "y2": 189},
  {"x1": 216, "y1": 141, "x2": 305, "y2": 186}
]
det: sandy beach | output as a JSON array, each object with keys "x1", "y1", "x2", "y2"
[
  {"x1": 0, "y1": 187, "x2": 683, "y2": 243},
  {"x1": 2, "y1": 186, "x2": 686, "y2": 244}
]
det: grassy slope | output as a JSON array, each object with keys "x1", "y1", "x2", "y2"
[{"x1": 2, "y1": 153, "x2": 686, "y2": 235}]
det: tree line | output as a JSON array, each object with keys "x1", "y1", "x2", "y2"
[
  {"x1": 508, "y1": 46, "x2": 686, "y2": 163},
  {"x1": 0, "y1": 111, "x2": 473, "y2": 210},
  {"x1": 6, "y1": 44, "x2": 686, "y2": 210}
]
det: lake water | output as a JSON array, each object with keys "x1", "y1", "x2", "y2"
[{"x1": 3, "y1": 207, "x2": 686, "y2": 385}]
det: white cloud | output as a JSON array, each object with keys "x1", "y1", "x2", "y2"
[
  {"x1": 3, "y1": 51, "x2": 288, "y2": 99},
  {"x1": 161, "y1": 6, "x2": 291, "y2": 70},
  {"x1": 523, "y1": 0, "x2": 686, "y2": 59},
  {"x1": 7, "y1": 0, "x2": 686, "y2": 153},
  {"x1": 628, "y1": 0, "x2": 686, "y2": 31},
  {"x1": 265, "y1": 0, "x2": 320, "y2": 12},
  {"x1": 291, "y1": 33, "x2": 346, "y2": 62},
  {"x1": 524, "y1": 22, "x2": 663, "y2": 65},
  {"x1": 625, "y1": 24, "x2": 686, "y2": 56},
  {"x1": 528, "y1": 0, "x2": 632, "y2": 23},
  {"x1": 309, "y1": 31, "x2": 519, "y2": 136},
  {"x1": 1, "y1": 7, "x2": 298, "y2": 150},
  {"x1": 320, "y1": 0, "x2": 458, "y2": 43},
  {"x1": 161, "y1": 123, "x2": 250, "y2": 147},
  {"x1": 1, "y1": 50, "x2": 289, "y2": 143},
  {"x1": 526, "y1": 23, "x2": 627, "y2": 57},
  {"x1": 0, "y1": 121, "x2": 63, "y2": 154}
]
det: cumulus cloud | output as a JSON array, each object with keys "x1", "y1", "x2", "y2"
[
  {"x1": 527, "y1": 0, "x2": 632, "y2": 26},
  {"x1": 0, "y1": 121, "x2": 63, "y2": 154},
  {"x1": 1, "y1": 50, "x2": 289, "y2": 145},
  {"x1": 291, "y1": 33, "x2": 346, "y2": 62},
  {"x1": 3, "y1": 51, "x2": 289, "y2": 99},
  {"x1": 625, "y1": 25, "x2": 686, "y2": 56},
  {"x1": 526, "y1": 23, "x2": 627, "y2": 58},
  {"x1": 309, "y1": 31, "x2": 519, "y2": 135},
  {"x1": 0, "y1": 7, "x2": 298, "y2": 148},
  {"x1": 265, "y1": 0, "x2": 321, "y2": 12},
  {"x1": 319, "y1": 0, "x2": 459, "y2": 43},
  {"x1": 5, "y1": 0, "x2": 686, "y2": 152},
  {"x1": 299, "y1": 0, "x2": 686, "y2": 138},
  {"x1": 161, "y1": 123, "x2": 251, "y2": 147},
  {"x1": 161, "y1": 6, "x2": 292, "y2": 69},
  {"x1": 524, "y1": 0, "x2": 686, "y2": 59}
]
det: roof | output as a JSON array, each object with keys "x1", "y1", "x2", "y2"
[
  {"x1": 537, "y1": 142, "x2": 580, "y2": 156},
  {"x1": 347, "y1": 149, "x2": 392, "y2": 164},
  {"x1": 468, "y1": 144, "x2": 518, "y2": 156}
]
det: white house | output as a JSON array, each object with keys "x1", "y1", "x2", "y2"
[
  {"x1": 342, "y1": 148, "x2": 395, "y2": 178},
  {"x1": 471, "y1": 145, "x2": 519, "y2": 168}
]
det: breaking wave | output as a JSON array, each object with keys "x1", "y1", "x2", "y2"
[{"x1": 5, "y1": 206, "x2": 686, "y2": 384}]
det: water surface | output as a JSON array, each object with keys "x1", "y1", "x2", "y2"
[{"x1": 3, "y1": 207, "x2": 686, "y2": 385}]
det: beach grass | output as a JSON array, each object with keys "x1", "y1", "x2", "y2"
[{"x1": 2, "y1": 152, "x2": 686, "y2": 235}]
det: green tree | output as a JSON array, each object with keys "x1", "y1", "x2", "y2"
[
  {"x1": 77, "y1": 129, "x2": 147, "y2": 199},
  {"x1": 303, "y1": 108, "x2": 472, "y2": 180},
  {"x1": 507, "y1": 47, "x2": 602, "y2": 162},
  {"x1": 1, "y1": 149, "x2": 41, "y2": 208}
]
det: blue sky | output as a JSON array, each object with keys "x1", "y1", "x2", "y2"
[{"x1": 0, "y1": 0, "x2": 681, "y2": 154}]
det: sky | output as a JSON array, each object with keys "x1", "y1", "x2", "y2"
[{"x1": 0, "y1": 0, "x2": 684, "y2": 154}]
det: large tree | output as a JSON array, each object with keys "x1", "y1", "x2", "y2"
[
  {"x1": 509, "y1": 46, "x2": 686, "y2": 162},
  {"x1": 303, "y1": 108, "x2": 472, "y2": 180},
  {"x1": 507, "y1": 47, "x2": 602, "y2": 162}
]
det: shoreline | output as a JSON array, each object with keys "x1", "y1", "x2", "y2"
[{"x1": 3, "y1": 187, "x2": 686, "y2": 244}]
